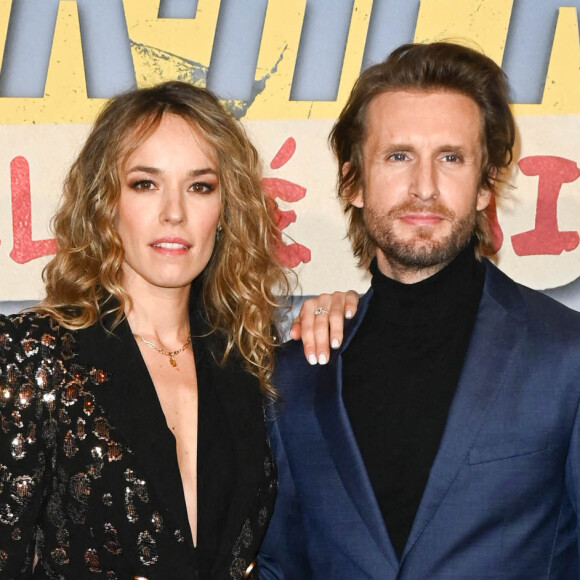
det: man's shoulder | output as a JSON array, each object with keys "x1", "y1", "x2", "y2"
[
  {"x1": 484, "y1": 260, "x2": 580, "y2": 331},
  {"x1": 275, "y1": 290, "x2": 373, "y2": 367},
  {"x1": 274, "y1": 290, "x2": 373, "y2": 401},
  {"x1": 274, "y1": 338, "x2": 320, "y2": 390}
]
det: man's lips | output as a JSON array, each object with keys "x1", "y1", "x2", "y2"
[{"x1": 398, "y1": 212, "x2": 448, "y2": 226}]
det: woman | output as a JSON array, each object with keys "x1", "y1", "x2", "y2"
[{"x1": 0, "y1": 81, "x2": 311, "y2": 579}]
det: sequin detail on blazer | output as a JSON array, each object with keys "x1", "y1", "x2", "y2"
[{"x1": 0, "y1": 313, "x2": 276, "y2": 579}]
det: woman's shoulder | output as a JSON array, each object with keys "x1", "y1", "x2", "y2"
[
  {"x1": 0, "y1": 311, "x2": 74, "y2": 366},
  {"x1": 0, "y1": 310, "x2": 62, "y2": 337}
]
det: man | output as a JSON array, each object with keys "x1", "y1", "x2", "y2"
[{"x1": 258, "y1": 42, "x2": 580, "y2": 578}]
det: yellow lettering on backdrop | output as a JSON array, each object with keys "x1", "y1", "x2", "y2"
[
  {"x1": 513, "y1": 7, "x2": 580, "y2": 115},
  {"x1": 0, "y1": 1, "x2": 578, "y2": 123},
  {"x1": 247, "y1": 0, "x2": 372, "y2": 120},
  {"x1": 0, "y1": 0, "x2": 10, "y2": 74},
  {"x1": 0, "y1": 0, "x2": 106, "y2": 124},
  {"x1": 329, "y1": 0, "x2": 373, "y2": 115},
  {"x1": 415, "y1": 1, "x2": 580, "y2": 116},
  {"x1": 247, "y1": 0, "x2": 306, "y2": 119},
  {"x1": 414, "y1": 0, "x2": 513, "y2": 64},
  {"x1": 122, "y1": 0, "x2": 221, "y2": 87}
]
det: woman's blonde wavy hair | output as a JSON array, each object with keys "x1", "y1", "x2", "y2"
[{"x1": 38, "y1": 81, "x2": 289, "y2": 396}]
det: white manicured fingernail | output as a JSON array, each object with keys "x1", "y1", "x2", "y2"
[
  {"x1": 331, "y1": 339, "x2": 340, "y2": 349},
  {"x1": 318, "y1": 354, "x2": 328, "y2": 365},
  {"x1": 346, "y1": 310, "x2": 353, "y2": 318},
  {"x1": 308, "y1": 354, "x2": 317, "y2": 365}
]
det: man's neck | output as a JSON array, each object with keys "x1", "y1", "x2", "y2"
[{"x1": 376, "y1": 252, "x2": 451, "y2": 284}]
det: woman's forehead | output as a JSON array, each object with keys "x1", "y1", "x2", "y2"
[{"x1": 119, "y1": 113, "x2": 218, "y2": 168}]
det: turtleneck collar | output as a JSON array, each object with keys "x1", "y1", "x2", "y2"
[{"x1": 369, "y1": 240, "x2": 486, "y2": 325}]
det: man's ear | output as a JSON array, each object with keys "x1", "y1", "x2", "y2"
[
  {"x1": 343, "y1": 162, "x2": 364, "y2": 208},
  {"x1": 476, "y1": 187, "x2": 492, "y2": 211},
  {"x1": 476, "y1": 167, "x2": 496, "y2": 211}
]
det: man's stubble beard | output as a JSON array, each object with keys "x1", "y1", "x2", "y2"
[{"x1": 363, "y1": 200, "x2": 478, "y2": 272}]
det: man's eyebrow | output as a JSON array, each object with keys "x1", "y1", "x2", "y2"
[
  {"x1": 378, "y1": 144, "x2": 415, "y2": 155},
  {"x1": 437, "y1": 145, "x2": 468, "y2": 153}
]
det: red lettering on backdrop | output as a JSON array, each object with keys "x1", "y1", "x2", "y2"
[
  {"x1": 511, "y1": 156, "x2": 580, "y2": 256},
  {"x1": 262, "y1": 137, "x2": 311, "y2": 267},
  {"x1": 9, "y1": 151, "x2": 579, "y2": 268},
  {"x1": 10, "y1": 156, "x2": 57, "y2": 264}
]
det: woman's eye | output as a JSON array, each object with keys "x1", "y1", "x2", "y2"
[
  {"x1": 130, "y1": 179, "x2": 156, "y2": 191},
  {"x1": 190, "y1": 182, "x2": 216, "y2": 194}
]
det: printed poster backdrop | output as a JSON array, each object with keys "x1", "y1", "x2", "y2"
[{"x1": 1, "y1": 0, "x2": 580, "y2": 312}]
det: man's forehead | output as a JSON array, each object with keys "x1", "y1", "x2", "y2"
[
  {"x1": 363, "y1": 89, "x2": 485, "y2": 144},
  {"x1": 368, "y1": 88, "x2": 480, "y2": 114}
]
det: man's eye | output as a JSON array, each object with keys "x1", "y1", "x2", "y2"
[
  {"x1": 389, "y1": 153, "x2": 407, "y2": 162},
  {"x1": 443, "y1": 154, "x2": 461, "y2": 162}
]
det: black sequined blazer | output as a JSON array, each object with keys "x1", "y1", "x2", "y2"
[{"x1": 0, "y1": 311, "x2": 276, "y2": 579}]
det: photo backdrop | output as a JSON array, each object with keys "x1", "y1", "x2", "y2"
[{"x1": 1, "y1": 0, "x2": 580, "y2": 311}]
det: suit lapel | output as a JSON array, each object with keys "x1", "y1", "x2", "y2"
[
  {"x1": 402, "y1": 263, "x2": 526, "y2": 560},
  {"x1": 74, "y1": 319, "x2": 193, "y2": 545},
  {"x1": 315, "y1": 291, "x2": 400, "y2": 571}
]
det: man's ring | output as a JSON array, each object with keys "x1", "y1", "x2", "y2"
[{"x1": 314, "y1": 307, "x2": 330, "y2": 316}]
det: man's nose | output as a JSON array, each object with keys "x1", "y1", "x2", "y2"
[{"x1": 409, "y1": 159, "x2": 439, "y2": 200}]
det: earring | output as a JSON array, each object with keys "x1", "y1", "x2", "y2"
[{"x1": 215, "y1": 225, "x2": 223, "y2": 243}]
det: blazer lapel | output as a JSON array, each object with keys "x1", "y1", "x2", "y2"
[
  {"x1": 74, "y1": 319, "x2": 193, "y2": 545},
  {"x1": 192, "y1": 327, "x2": 273, "y2": 574},
  {"x1": 315, "y1": 291, "x2": 400, "y2": 571},
  {"x1": 402, "y1": 263, "x2": 526, "y2": 560}
]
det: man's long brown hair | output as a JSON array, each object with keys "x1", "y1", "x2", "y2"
[{"x1": 330, "y1": 42, "x2": 516, "y2": 266}]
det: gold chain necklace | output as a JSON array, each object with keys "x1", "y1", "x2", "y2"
[{"x1": 133, "y1": 333, "x2": 192, "y2": 368}]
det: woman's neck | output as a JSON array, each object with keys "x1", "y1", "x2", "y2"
[{"x1": 124, "y1": 283, "x2": 192, "y2": 347}]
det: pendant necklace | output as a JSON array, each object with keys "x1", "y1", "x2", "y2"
[{"x1": 133, "y1": 333, "x2": 192, "y2": 368}]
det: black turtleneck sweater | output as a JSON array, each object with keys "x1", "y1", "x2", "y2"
[{"x1": 342, "y1": 243, "x2": 485, "y2": 559}]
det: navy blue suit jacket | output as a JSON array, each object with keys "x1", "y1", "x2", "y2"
[{"x1": 259, "y1": 262, "x2": 580, "y2": 579}]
